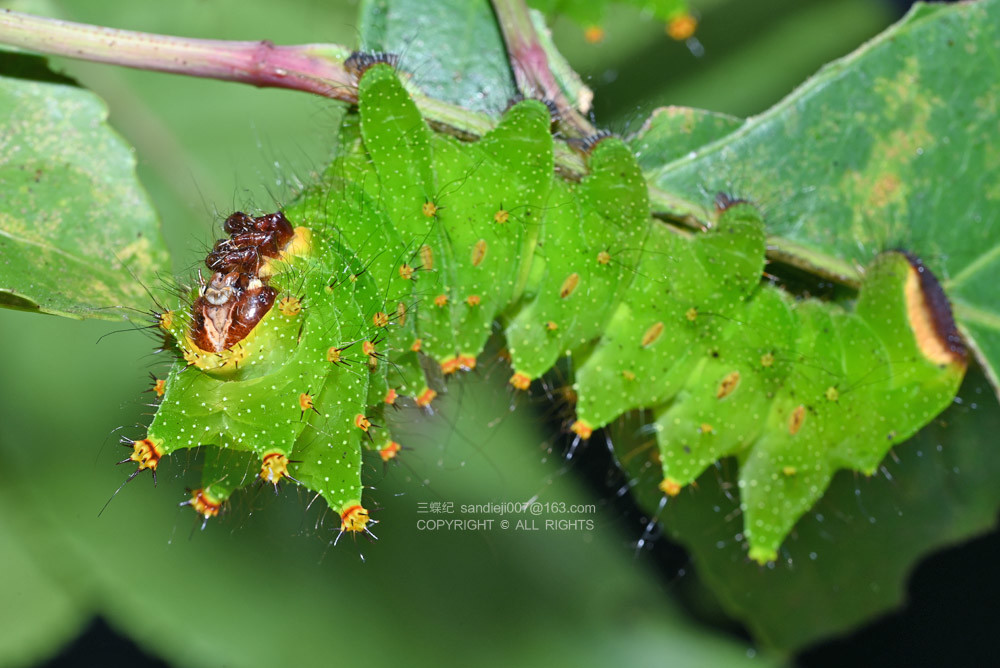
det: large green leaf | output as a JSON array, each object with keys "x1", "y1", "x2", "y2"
[
  {"x1": 0, "y1": 52, "x2": 169, "y2": 320},
  {"x1": 643, "y1": 0, "x2": 1000, "y2": 393},
  {"x1": 359, "y1": 0, "x2": 517, "y2": 115}
]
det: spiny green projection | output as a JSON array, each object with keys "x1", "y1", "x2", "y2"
[{"x1": 132, "y1": 63, "x2": 965, "y2": 560}]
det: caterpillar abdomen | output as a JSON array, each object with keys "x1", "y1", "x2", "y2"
[{"x1": 132, "y1": 62, "x2": 966, "y2": 561}]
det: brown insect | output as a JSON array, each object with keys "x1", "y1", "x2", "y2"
[
  {"x1": 189, "y1": 271, "x2": 277, "y2": 352},
  {"x1": 206, "y1": 211, "x2": 295, "y2": 274},
  {"x1": 189, "y1": 211, "x2": 294, "y2": 353}
]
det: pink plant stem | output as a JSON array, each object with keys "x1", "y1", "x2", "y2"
[
  {"x1": 490, "y1": 0, "x2": 594, "y2": 136},
  {"x1": 0, "y1": 9, "x2": 355, "y2": 101}
]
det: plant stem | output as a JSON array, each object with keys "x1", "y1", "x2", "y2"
[
  {"x1": 0, "y1": 9, "x2": 358, "y2": 100},
  {"x1": 490, "y1": 0, "x2": 595, "y2": 137}
]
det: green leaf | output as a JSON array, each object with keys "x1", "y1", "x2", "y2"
[
  {"x1": 628, "y1": 106, "x2": 742, "y2": 171},
  {"x1": 619, "y1": 365, "x2": 1000, "y2": 649},
  {"x1": 358, "y1": 0, "x2": 517, "y2": 115},
  {"x1": 642, "y1": 0, "x2": 1000, "y2": 395},
  {"x1": 0, "y1": 52, "x2": 169, "y2": 321}
]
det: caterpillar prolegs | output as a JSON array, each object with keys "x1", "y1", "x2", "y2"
[{"x1": 133, "y1": 63, "x2": 966, "y2": 562}]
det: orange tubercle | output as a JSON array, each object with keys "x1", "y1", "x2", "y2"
[
  {"x1": 278, "y1": 295, "x2": 302, "y2": 316},
  {"x1": 570, "y1": 420, "x2": 593, "y2": 440},
  {"x1": 131, "y1": 438, "x2": 164, "y2": 472},
  {"x1": 372, "y1": 311, "x2": 389, "y2": 328},
  {"x1": 158, "y1": 310, "x2": 174, "y2": 331},
  {"x1": 152, "y1": 378, "x2": 166, "y2": 397},
  {"x1": 434, "y1": 294, "x2": 449, "y2": 307},
  {"x1": 411, "y1": 338, "x2": 423, "y2": 352},
  {"x1": 457, "y1": 354, "x2": 477, "y2": 370},
  {"x1": 363, "y1": 340, "x2": 378, "y2": 367},
  {"x1": 422, "y1": 201, "x2": 438, "y2": 217},
  {"x1": 384, "y1": 388, "x2": 398, "y2": 405},
  {"x1": 666, "y1": 13, "x2": 697, "y2": 41},
  {"x1": 509, "y1": 372, "x2": 532, "y2": 391},
  {"x1": 584, "y1": 25, "x2": 605, "y2": 43},
  {"x1": 416, "y1": 388, "x2": 437, "y2": 407},
  {"x1": 379, "y1": 441, "x2": 401, "y2": 462},
  {"x1": 299, "y1": 392, "x2": 315, "y2": 413},
  {"x1": 494, "y1": 209, "x2": 509, "y2": 224},
  {"x1": 441, "y1": 357, "x2": 461, "y2": 375},
  {"x1": 466, "y1": 295, "x2": 481, "y2": 307},
  {"x1": 260, "y1": 452, "x2": 291, "y2": 484},
  {"x1": 659, "y1": 478, "x2": 682, "y2": 497},
  {"x1": 354, "y1": 414, "x2": 372, "y2": 432},
  {"x1": 340, "y1": 504, "x2": 370, "y2": 533},
  {"x1": 188, "y1": 488, "x2": 221, "y2": 519}
]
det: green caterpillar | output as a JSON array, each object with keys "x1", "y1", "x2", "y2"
[{"x1": 129, "y1": 61, "x2": 966, "y2": 563}]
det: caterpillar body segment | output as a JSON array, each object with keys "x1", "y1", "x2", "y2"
[{"x1": 137, "y1": 65, "x2": 965, "y2": 562}]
